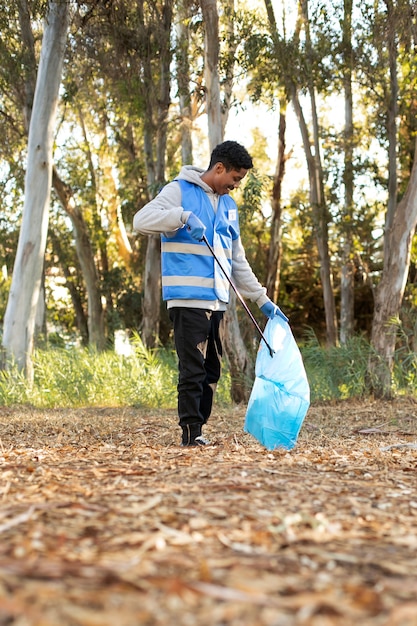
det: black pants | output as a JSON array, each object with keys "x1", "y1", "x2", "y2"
[{"x1": 169, "y1": 307, "x2": 224, "y2": 428}]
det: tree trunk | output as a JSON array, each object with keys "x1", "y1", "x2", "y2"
[
  {"x1": 140, "y1": 1, "x2": 173, "y2": 348},
  {"x1": 49, "y1": 226, "x2": 89, "y2": 345},
  {"x1": 52, "y1": 167, "x2": 106, "y2": 349},
  {"x1": 291, "y1": 89, "x2": 338, "y2": 346},
  {"x1": 266, "y1": 104, "x2": 287, "y2": 301},
  {"x1": 2, "y1": 0, "x2": 70, "y2": 378},
  {"x1": 97, "y1": 114, "x2": 133, "y2": 266},
  {"x1": 200, "y1": 0, "x2": 254, "y2": 399},
  {"x1": 384, "y1": 0, "x2": 398, "y2": 233},
  {"x1": 369, "y1": 137, "x2": 417, "y2": 397},
  {"x1": 265, "y1": 0, "x2": 337, "y2": 345},
  {"x1": 340, "y1": 0, "x2": 355, "y2": 344},
  {"x1": 302, "y1": 0, "x2": 338, "y2": 346},
  {"x1": 368, "y1": 0, "x2": 405, "y2": 398},
  {"x1": 16, "y1": 0, "x2": 37, "y2": 131},
  {"x1": 201, "y1": 0, "x2": 222, "y2": 149},
  {"x1": 175, "y1": 0, "x2": 193, "y2": 165},
  {"x1": 223, "y1": 293, "x2": 252, "y2": 403},
  {"x1": 141, "y1": 235, "x2": 161, "y2": 347}
]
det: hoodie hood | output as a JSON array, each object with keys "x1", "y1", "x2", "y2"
[{"x1": 177, "y1": 165, "x2": 214, "y2": 194}]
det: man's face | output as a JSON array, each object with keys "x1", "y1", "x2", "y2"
[{"x1": 212, "y1": 163, "x2": 248, "y2": 195}]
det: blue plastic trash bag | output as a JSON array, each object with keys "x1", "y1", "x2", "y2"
[{"x1": 244, "y1": 315, "x2": 310, "y2": 450}]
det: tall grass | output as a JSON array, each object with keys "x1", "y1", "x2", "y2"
[
  {"x1": 301, "y1": 332, "x2": 371, "y2": 401},
  {"x1": 301, "y1": 328, "x2": 417, "y2": 401},
  {"x1": 1, "y1": 330, "x2": 416, "y2": 408},
  {"x1": 0, "y1": 336, "x2": 232, "y2": 409}
]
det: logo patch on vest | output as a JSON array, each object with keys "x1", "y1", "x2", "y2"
[{"x1": 228, "y1": 209, "x2": 237, "y2": 222}]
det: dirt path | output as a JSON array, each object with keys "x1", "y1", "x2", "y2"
[{"x1": 0, "y1": 399, "x2": 416, "y2": 625}]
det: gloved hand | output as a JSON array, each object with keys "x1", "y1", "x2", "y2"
[
  {"x1": 260, "y1": 301, "x2": 289, "y2": 322},
  {"x1": 186, "y1": 213, "x2": 206, "y2": 241}
]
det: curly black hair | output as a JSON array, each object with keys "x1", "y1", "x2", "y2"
[{"x1": 208, "y1": 140, "x2": 253, "y2": 171}]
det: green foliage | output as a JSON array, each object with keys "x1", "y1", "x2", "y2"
[
  {"x1": 0, "y1": 336, "x2": 232, "y2": 409},
  {"x1": 0, "y1": 274, "x2": 11, "y2": 323},
  {"x1": 3, "y1": 328, "x2": 417, "y2": 408},
  {"x1": 388, "y1": 311, "x2": 417, "y2": 394},
  {"x1": 302, "y1": 331, "x2": 372, "y2": 401},
  {"x1": 303, "y1": 324, "x2": 417, "y2": 402}
]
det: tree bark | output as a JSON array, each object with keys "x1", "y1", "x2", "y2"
[
  {"x1": 175, "y1": 0, "x2": 193, "y2": 165},
  {"x1": 16, "y1": 0, "x2": 37, "y2": 131},
  {"x1": 2, "y1": 0, "x2": 70, "y2": 378},
  {"x1": 340, "y1": 0, "x2": 355, "y2": 344},
  {"x1": 223, "y1": 292, "x2": 252, "y2": 403},
  {"x1": 200, "y1": 0, "x2": 254, "y2": 401},
  {"x1": 266, "y1": 105, "x2": 287, "y2": 302},
  {"x1": 200, "y1": 0, "x2": 222, "y2": 149},
  {"x1": 384, "y1": 0, "x2": 398, "y2": 233},
  {"x1": 291, "y1": 88, "x2": 338, "y2": 346},
  {"x1": 368, "y1": 139, "x2": 417, "y2": 397}
]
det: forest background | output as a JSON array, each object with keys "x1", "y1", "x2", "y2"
[{"x1": 1, "y1": 0, "x2": 417, "y2": 406}]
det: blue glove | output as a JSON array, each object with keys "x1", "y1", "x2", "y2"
[
  {"x1": 260, "y1": 301, "x2": 289, "y2": 322},
  {"x1": 186, "y1": 213, "x2": 206, "y2": 241}
]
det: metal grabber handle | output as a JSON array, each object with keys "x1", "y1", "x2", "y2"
[{"x1": 202, "y1": 235, "x2": 274, "y2": 357}]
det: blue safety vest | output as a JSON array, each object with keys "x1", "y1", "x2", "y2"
[{"x1": 161, "y1": 180, "x2": 240, "y2": 302}]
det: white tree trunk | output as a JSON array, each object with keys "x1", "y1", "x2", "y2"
[
  {"x1": 201, "y1": 0, "x2": 222, "y2": 150},
  {"x1": 200, "y1": 0, "x2": 253, "y2": 400},
  {"x1": 339, "y1": 0, "x2": 355, "y2": 344},
  {"x1": 2, "y1": 1, "x2": 70, "y2": 378}
]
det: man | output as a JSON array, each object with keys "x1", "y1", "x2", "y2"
[{"x1": 133, "y1": 140, "x2": 286, "y2": 446}]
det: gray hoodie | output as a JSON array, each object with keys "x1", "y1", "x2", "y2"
[{"x1": 133, "y1": 165, "x2": 269, "y2": 311}]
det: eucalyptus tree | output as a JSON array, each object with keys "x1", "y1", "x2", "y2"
[
  {"x1": 175, "y1": 0, "x2": 194, "y2": 164},
  {"x1": 361, "y1": 0, "x2": 417, "y2": 395},
  {"x1": 339, "y1": 0, "x2": 355, "y2": 343},
  {"x1": 2, "y1": 0, "x2": 71, "y2": 378},
  {"x1": 261, "y1": 0, "x2": 338, "y2": 346},
  {"x1": 0, "y1": 0, "x2": 36, "y2": 280},
  {"x1": 198, "y1": 0, "x2": 261, "y2": 402},
  {"x1": 81, "y1": 0, "x2": 175, "y2": 347},
  {"x1": 264, "y1": 102, "x2": 287, "y2": 304}
]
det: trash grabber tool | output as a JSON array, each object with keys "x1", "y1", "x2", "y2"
[{"x1": 202, "y1": 234, "x2": 274, "y2": 357}]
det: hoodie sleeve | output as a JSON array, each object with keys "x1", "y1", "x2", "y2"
[
  {"x1": 133, "y1": 181, "x2": 190, "y2": 235},
  {"x1": 231, "y1": 237, "x2": 270, "y2": 308}
]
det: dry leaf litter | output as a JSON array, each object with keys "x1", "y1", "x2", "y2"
[{"x1": 0, "y1": 398, "x2": 416, "y2": 626}]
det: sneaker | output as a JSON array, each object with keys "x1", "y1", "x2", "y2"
[
  {"x1": 181, "y1": 434, "x2": 211, "y2": 447},
  {"x1": 194, "y1": 435, "x2": 211, "y2": 446},
  {"x1": 180, "y1": 423, "x2": 211, "y2": 447}
]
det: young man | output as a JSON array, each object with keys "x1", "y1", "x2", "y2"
[{"x1": 133, "y1": 140, "x2": 286, "y2": 446}]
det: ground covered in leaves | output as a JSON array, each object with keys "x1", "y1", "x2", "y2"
[{"x1": 0, "y1": 398, "x2": 416, "y2": 626}]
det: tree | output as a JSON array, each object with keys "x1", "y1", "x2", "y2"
[
  {"x1": 199, "y1": 0, "x2": 256, "y2": 402},
  {"x1": 138, "y1": 0, "x2": 174, "y2": 347},
  {"x1": 367, "y1": 0, "x2": 417, "y2": 396},
  {"x1": 265, "y1": 102, "x2": 287, "y2": 302},
  {"x1": 2, "y1": 0, "x2": 70, "y2": 378},
  {"x1": 339, "y1": 0, "x2": 355, "y2": 344},
  {"x1": 368, "y1": 137, "x2": 417, "y2": 395},
  {"x1": 263, "y1": 0, "x2": 338, "y2": 346},
  {"x1": 201, "y1": 0, "x2": 222, "y2": 147},
  {"x1": 52, "y1": 167, "x2": 105, "y2": 349},
  {"x1": 175, "y1": 0, "x2": 194, "y2": 165}
]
